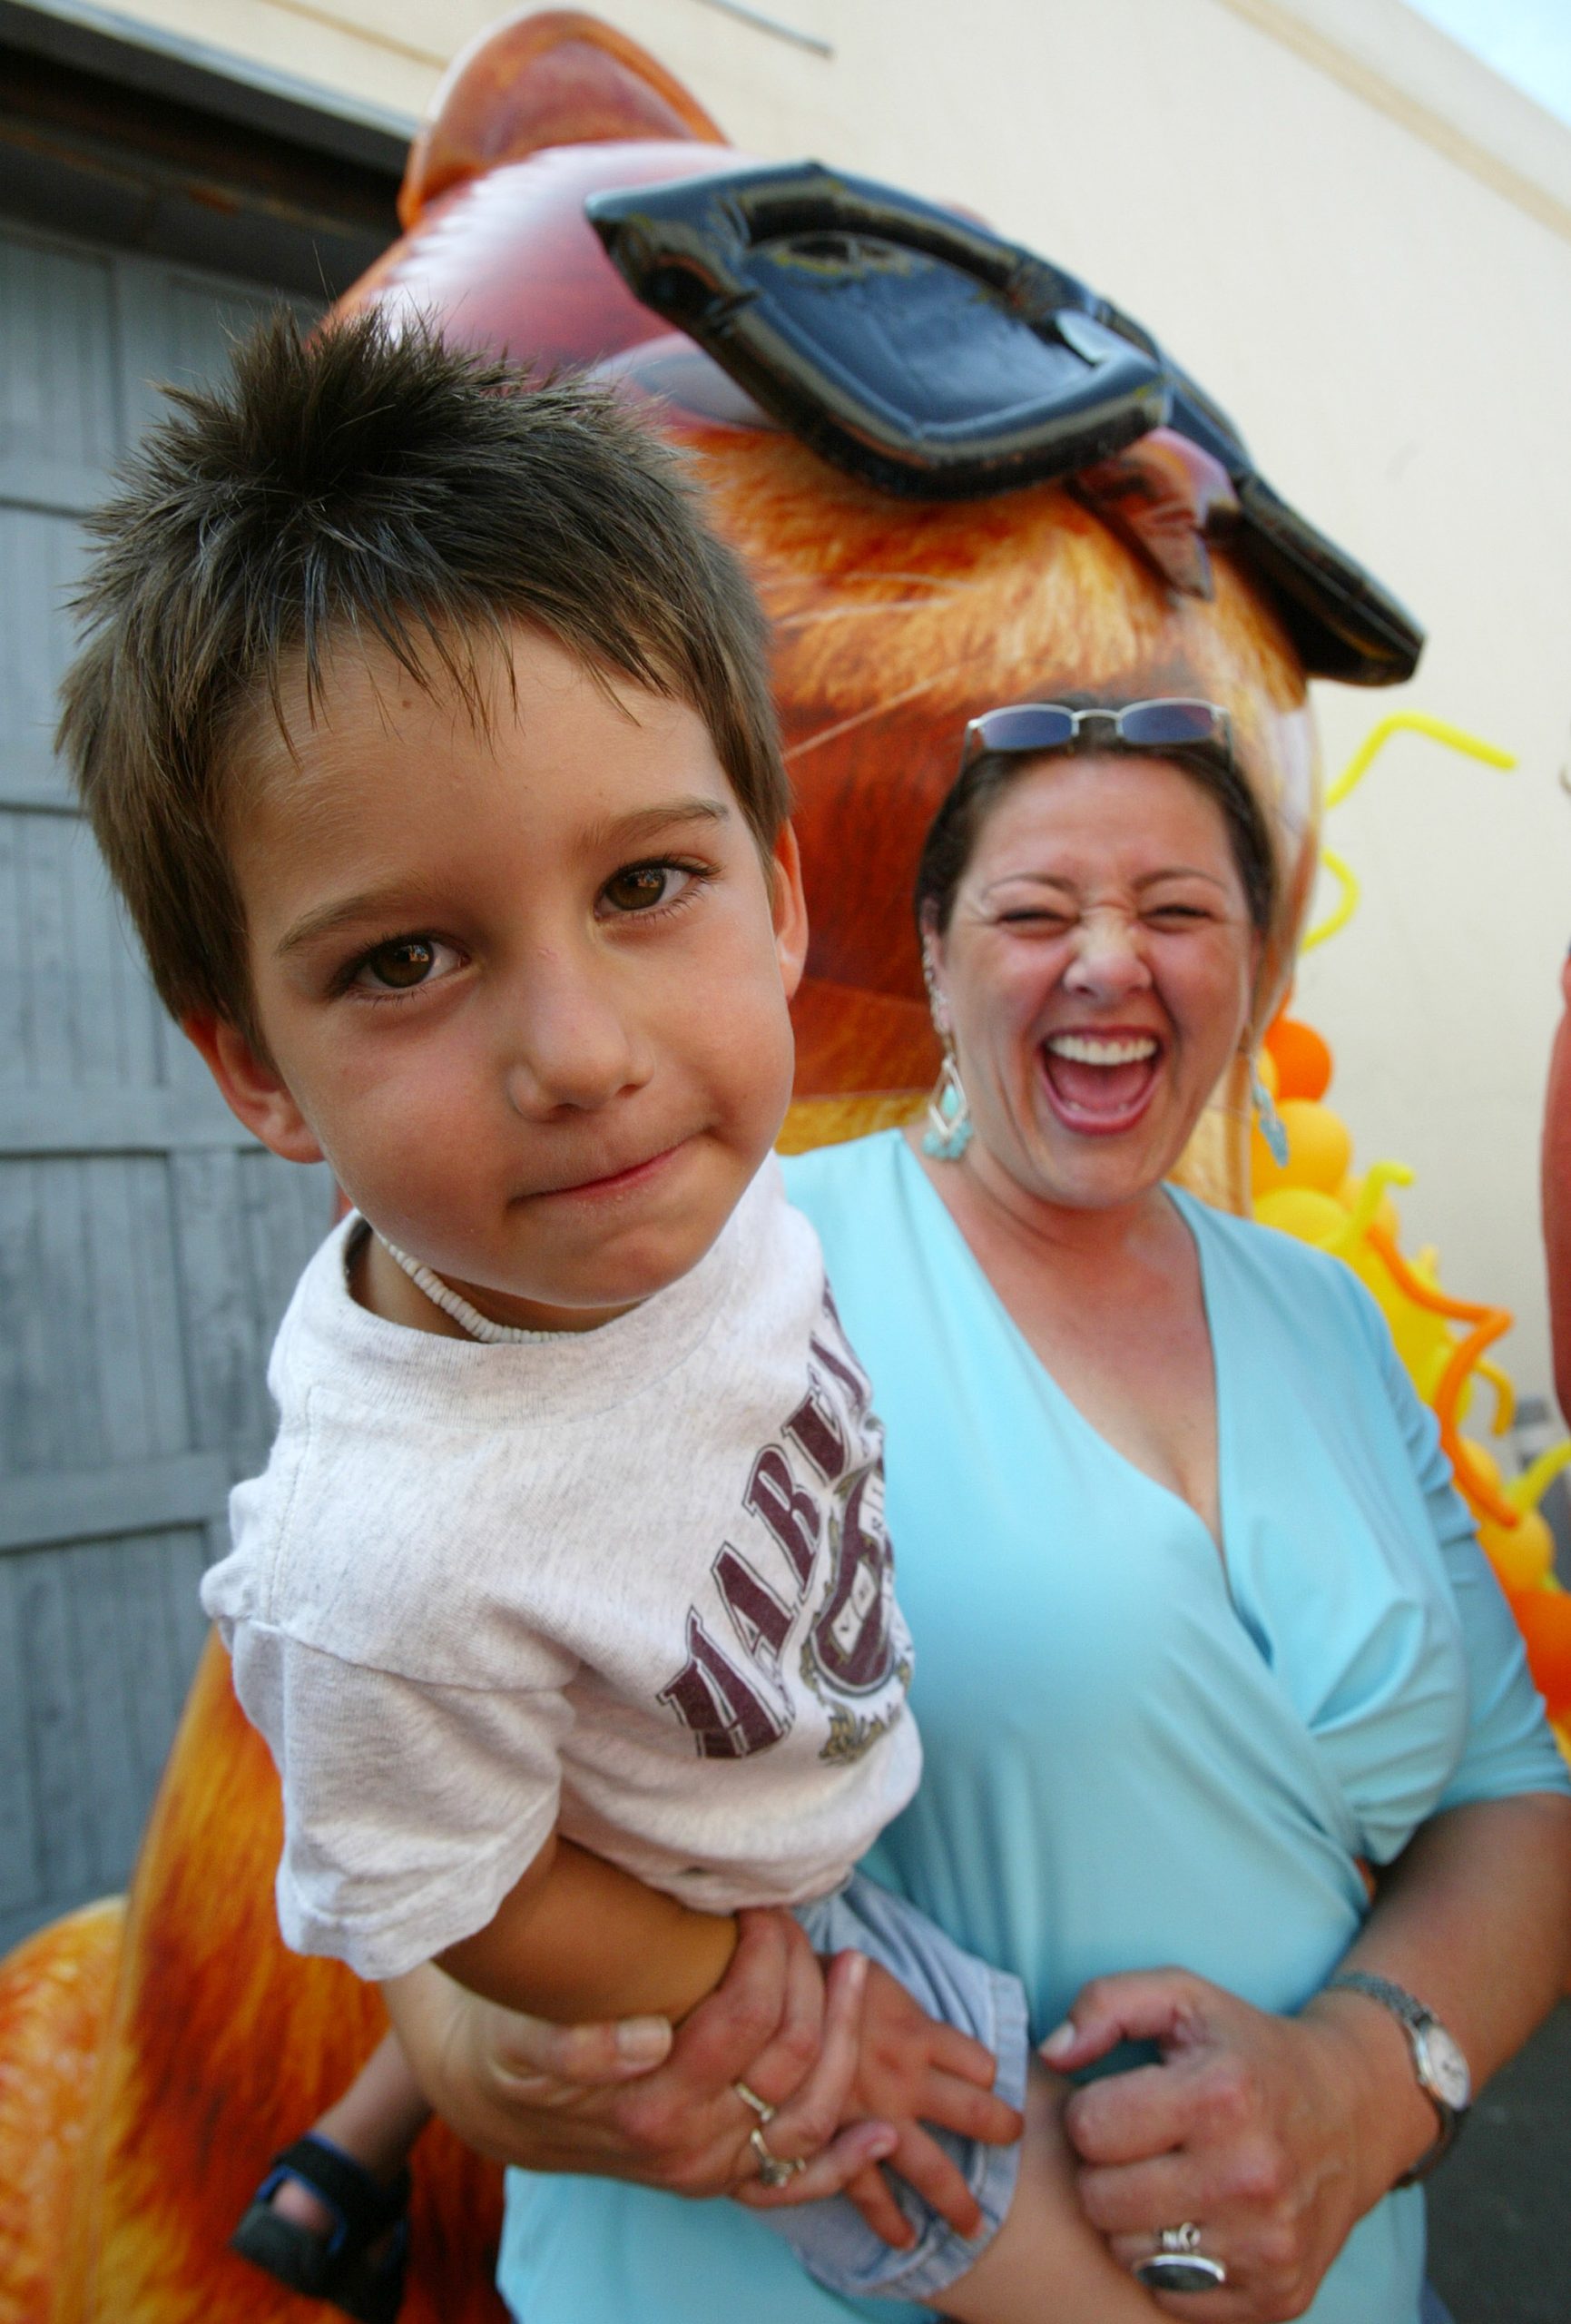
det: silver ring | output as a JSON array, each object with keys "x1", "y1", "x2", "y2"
[
  {"x1": 1133, "y1": 2223, "x2": 1229, "y2": 2294},
  {"x1": 749, "y1": 2124, "x2": 807, "y2": 2189},
  {"x1": 732, "y1": 2078, "x2": 776, "y2": 2125}
]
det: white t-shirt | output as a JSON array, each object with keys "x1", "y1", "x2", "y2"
[{"x1": 201, "y1": 1159, "x2": 919, "y2": 1982}]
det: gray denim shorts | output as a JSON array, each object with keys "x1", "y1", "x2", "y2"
[{"x1": 755, "y1": 1871, "x2": 1029, "y2": 2305}]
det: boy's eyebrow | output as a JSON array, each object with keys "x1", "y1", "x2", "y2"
[
  {"x1": 584, "y1": 796, "x2": 731, "y2": 852},
  {"x1": 275, "y1": 887, "x2": 445, "y2": 959}
]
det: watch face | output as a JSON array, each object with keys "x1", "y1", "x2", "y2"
[{"x1": 1418, "y1": 2024, "x2": 1471, "y2": 2112}]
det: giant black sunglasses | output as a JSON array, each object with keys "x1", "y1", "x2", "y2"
[
  {"x1": 586, "y1": 162, "x2": 1421, "y2": 689},
  {"x1": 958, "y1": 698, "x2": 1232, "y2": 779}
]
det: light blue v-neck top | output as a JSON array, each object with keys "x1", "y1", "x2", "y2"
[{"x1": 497, "y1": 1131, "x2": 1567, "y2": 2324}]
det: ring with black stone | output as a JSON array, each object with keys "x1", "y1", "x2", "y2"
[{"x1": 1133, "y1": 2222, "x2": 1229, "y2": 2293}]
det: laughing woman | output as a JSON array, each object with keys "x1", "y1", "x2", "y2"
[{"x1": 389, "y1": 695, "x2": 1571, "y2": 2324}]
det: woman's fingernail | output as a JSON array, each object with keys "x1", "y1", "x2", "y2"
[
  {"x1": 865, "y1": 2127, "x2": 898, "y2": 2161},
  {"x1": 1039, "y1": 2020, "x2": 1076, "y2": 2062},
  {"x1": 616, "y1": 2016, "x2": 671, "y2": 2063}
]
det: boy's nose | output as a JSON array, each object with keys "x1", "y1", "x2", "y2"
[{"x1": 501, "y1": 956, "x2": 650, "y2": 1114}]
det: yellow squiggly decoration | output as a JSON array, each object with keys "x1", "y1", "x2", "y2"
[
  {"x1": 1301, "y1": 849, "x2": 1359, "y2": 953},
  {"x1": 1323, "y1": 710, "x2": 1516, "y2": 810},
  {"x1": 1300, "y1": 714, "x2": 1516, "y2": 951}
]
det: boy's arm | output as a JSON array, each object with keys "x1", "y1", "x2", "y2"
[
  {"x1": 437, "y1": 1839, "x2": 1023, "y2": 2248},
  {"x1": 436, "y1": 1830, "x2": 741, "y2": 2023}
]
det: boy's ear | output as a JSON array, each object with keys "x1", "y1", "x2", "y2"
[
  {"x1": 769, "y1": 821, "x2": 810, "y2": 1002},
  {"x1": 183, "y1": 1011, "x2": 326, "y2": 1166}
]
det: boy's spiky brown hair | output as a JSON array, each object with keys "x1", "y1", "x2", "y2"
[{"x1": 58, "y1": 310, "x2": 788, "y2": 1043}]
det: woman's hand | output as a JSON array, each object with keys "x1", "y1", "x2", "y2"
[
  {"x1": 1042, "y1": 1967, "x2": 1433, "y2": 2321},
  {"x1": 382, "y1": 1906, "x2": 898, "y2": 2199},
  {"x1": 739, "y1": 1958, "x2": 1022, "y2": 2248},
  {"x1": 1047, "y1": 1800, "x2": 1571, "y2": 2319}
]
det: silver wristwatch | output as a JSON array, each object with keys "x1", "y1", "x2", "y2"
[{"x1": 1323, "y1": 1972, "x2": 1471, "y2": 2183}]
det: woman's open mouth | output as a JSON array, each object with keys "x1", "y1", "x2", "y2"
[{"x1": 1038, "y1": 1030, "x2": 1162, "y2": 1135}]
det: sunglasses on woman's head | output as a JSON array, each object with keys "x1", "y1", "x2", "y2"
[{"x1": 957, "y1": 698, "x2": 1232, "y2": 779}]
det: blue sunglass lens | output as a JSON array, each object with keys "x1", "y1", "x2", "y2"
[
  {"x1": 1119, "y1": 703, "x2": 1222, "y2": 750},
  {"x1": 974, "y1": 707, "x2": 1078, "y2": 756}
]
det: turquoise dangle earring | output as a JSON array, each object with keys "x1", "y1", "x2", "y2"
[
  {"x1": 921, "y1": 945, "x2": 973, "y2": 1162},
  {"x1": 924, "y1": 1052, "x2": 973, "y2": 1161},
  {"x1": 1250, "y1": 1054, "x2": 1289, "y2": 1167}
]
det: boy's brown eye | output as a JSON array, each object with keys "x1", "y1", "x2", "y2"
[
  {"x1": 366, "y1": 939, "x2": 436, "y2": 988},
  {"x1": 604, "y1": 865, "x2": 675, "y2": 912}
]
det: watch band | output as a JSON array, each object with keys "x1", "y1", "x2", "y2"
[{"x1": 1322, "y1": 1973, "x2": 1468, "y2": 2185}]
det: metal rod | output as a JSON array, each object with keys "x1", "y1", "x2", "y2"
[{"x1": 692, "y1": 0, "x2": 833, "y2": 59}]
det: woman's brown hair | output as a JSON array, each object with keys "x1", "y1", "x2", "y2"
[{"x1": 914, "y1": 690, "x2": 1279, "y2": 940}]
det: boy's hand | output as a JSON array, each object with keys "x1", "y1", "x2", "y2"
[{"x1": 836, "y1": 1959, "x2": 1022, "y2": 2250}]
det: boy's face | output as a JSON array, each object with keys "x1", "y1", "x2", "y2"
[{"x1": 195, "y1": 625, "x2": 807, "y2": 1332}]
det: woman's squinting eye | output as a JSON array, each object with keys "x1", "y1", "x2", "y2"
[
  {"x1": 996, "y1": 905, "x2": 1075, "y2": 930},
  {"x1": 600, "y1": 861, "x2": 704, "y2": 916},
  {"x1": 351, "y1": 935, "x2": 459, "y2": 993}
]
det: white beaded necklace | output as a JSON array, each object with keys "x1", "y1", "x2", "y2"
[{"x1": 378, "y1": 1237, "x2": 559, "y2": 1344}]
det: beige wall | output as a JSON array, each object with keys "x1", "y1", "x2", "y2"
[{"x1": 70, "y1": 0, "x2": 1571, "y2": 1403}]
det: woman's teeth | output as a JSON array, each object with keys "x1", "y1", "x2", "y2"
[
  {"x1": 1045, "y1": 1034, "x2": 1158, "y2": 1066},
  {"x1": 1040, "y1": 1030, "x2": 1162, "y2": 1127}
]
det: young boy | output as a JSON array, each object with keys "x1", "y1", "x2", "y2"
[{"x1": 59, "y1": 315, "x2": 1152, "y2": 2324}]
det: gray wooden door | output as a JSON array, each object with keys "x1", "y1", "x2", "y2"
[{"x1": 0, "y1": 218, "x2": 334, "y2": 1955}]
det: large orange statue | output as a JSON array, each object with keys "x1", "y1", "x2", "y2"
[{"x1": 0, "y1": 13, "x2": 1421, "y2": 2317}]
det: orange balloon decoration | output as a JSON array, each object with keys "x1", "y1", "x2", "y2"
[
  {"x1": 1264, "y1": 1016, "x2": 1331, "y2": 1103},
  {"x1": 1364, "y1": 1224, "x2": 1520, "y2": 1531},
  {"x1": 1251, "y1": 1098, "x2": 1352, "y2": 1199},
  {"x1": 1249, "y1": 922, "x2": 1571, "y2": 1839},
  {"x1": 1481, "y1": 1509, "x2": 1556, "y2": 1597},
  {"x1": 1511, "y1": 1591, "x2": 1571, "y2": 1723}
]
